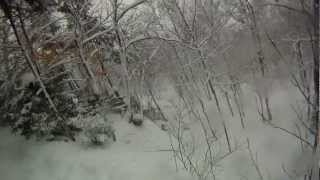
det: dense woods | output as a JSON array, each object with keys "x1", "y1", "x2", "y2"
[{"x1": 0, "y1": 0, "x2": 319, "y2": 180}]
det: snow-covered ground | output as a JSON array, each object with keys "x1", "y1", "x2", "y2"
[
  {"x1": 0, "y1": 80, "x2": 311, "y2": 180},
  {"x1": 0, "y1": 114, "x2": 193, "y2": 180}
]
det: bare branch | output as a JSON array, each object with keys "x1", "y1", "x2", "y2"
[{"x1": 116, "y1": 0, "x2": 148, "y2": 22}]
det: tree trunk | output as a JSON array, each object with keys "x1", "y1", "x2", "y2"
[
  {"x1": 313, "y1": 0, "x2": 320, "y2": 151},
  {"x1": 312, "y1": 0, "x2": 319, "y2": 179}
]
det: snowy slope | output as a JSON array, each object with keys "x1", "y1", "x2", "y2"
[{"x1": 0, "y1": 114, "x2": 193, "y2": 180}]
